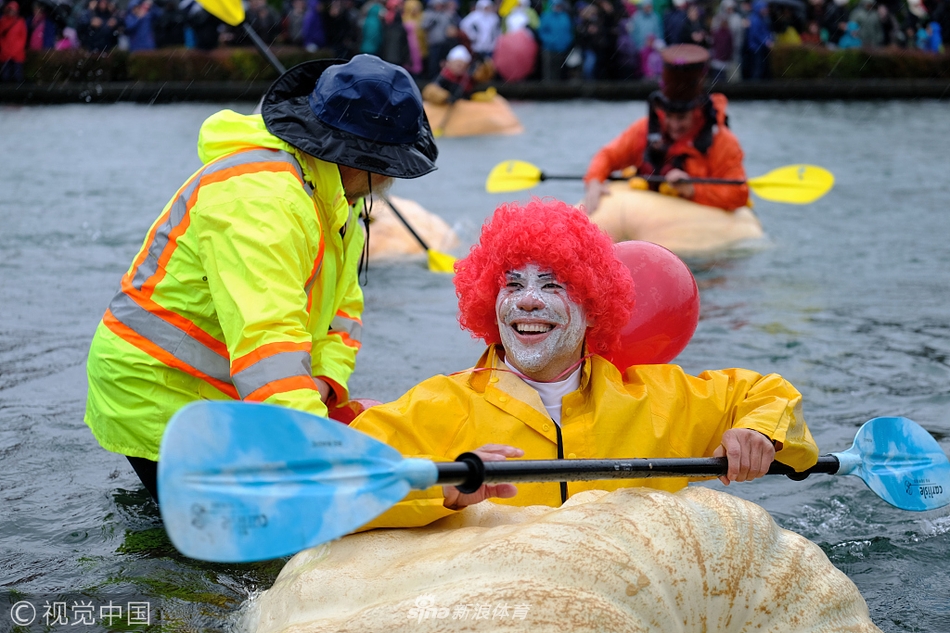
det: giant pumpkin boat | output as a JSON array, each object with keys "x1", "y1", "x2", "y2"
[
  {"x1": 244, "y1": 488, "x2": 881, "y2": 633},
  {"x1": 587, "y1": 182, "x2": 766, "y2": 259}
]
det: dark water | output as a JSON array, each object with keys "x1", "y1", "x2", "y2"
[{"x1": 1, "y1": 99, "x2": 948, "y2": 632}]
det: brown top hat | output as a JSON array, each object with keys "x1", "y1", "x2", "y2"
[{"x1": 658, "y1": 44, "x2": 710, "y2": 111}]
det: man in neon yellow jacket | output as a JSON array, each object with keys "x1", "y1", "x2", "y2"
[
  {"x1": 85, "y1": 55, "x2": 438, "y2": 501},
  {"x1": 350, "y1": 198, "x2": 818, "y2": 529}
]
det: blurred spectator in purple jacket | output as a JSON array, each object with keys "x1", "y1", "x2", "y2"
[
  {"x1": 28, "y1": 3, "x2": 57, "y2": 50},
  {"x1": 302, "y1": 0, "x2": 325, "y2": 50}
]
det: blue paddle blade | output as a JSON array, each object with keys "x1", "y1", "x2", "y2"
[
  {"x1": 833, "y1": 417, "x2": 950, "y2": 512},
  {"x1": 157, "y1": 401, "x2": 438, "y2": 562}
]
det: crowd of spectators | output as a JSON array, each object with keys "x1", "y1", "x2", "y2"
[{"x1": 1, "y1": 0, "x2": 947, "y2": 83}]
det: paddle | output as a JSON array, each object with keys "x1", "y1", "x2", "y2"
[
  {"x1": 433, "y1": 102, "x2": 458, "y2": 139},
  {"x1": 378, "y1": 194, "x2": 456, "y2": 274},
  {"x1": 485, "y1": 160, "x2": 835, "y2": 204},
  {"x1": 195, "y1": 0, "x2": 286, "y2": 74},
  {"x1": 158, "y1": 401, "x2": 950, "y2": 562}
]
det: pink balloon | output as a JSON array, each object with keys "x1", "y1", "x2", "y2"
[
  {"x1": 605, "y1": 241, "x2": 700, "y2": 369},
  {"x1": 492, "y1": 30, "x2": 538, "y2": 82}
]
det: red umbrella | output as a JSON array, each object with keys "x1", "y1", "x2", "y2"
[{"x1": 492, "y1": 29, "x2": 538, "y2": 82}]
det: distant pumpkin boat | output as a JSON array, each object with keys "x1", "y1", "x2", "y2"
[
  {"x1": 246, "y1": 487, "x2": 881, "y2": 633},
  {"x1": 423, "y1": 95, "x2": 524, "y2": 138}
]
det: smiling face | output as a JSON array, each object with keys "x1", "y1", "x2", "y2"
[{"x1": 495, "y1": 264, "x2": 588, "y2": 382}]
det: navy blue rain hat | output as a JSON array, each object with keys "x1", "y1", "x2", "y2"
[{"x1": 261, "y1": 55, "x2": 438, "y2": 179}]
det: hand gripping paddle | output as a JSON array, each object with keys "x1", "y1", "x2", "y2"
[{"x1": 158, "y1": 401, "x2": 949, "y2": 562}]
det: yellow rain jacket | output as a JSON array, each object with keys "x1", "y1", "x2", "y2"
[
  {"x1": 351, "y1": 345, "x2": 818, "y2": 529},
  {"x1": 86, "y1": 110, "x2": 365, "y2": 461}
]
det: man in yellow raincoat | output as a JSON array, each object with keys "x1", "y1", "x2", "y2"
[
  {"x1": 350, "y1": 198, "x2": 818, "y2": 529},
  {"x1": 85, "y1": 55, "x2": 438, "y2": 501}
]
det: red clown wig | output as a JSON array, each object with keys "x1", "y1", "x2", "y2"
[{"x1": 454, "y1": 198, "x2": 635, "y2": 356}]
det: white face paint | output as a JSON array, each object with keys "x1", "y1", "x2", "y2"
[{"x1": 495, "y1": 263, "x2": 588, "y2": 382}]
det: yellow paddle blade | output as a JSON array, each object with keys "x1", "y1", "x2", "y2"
[
  {"x1": 427, "y1": 249, "x2": 457, "y2": 274},
  {"x1": 747, "y1": 164, "x2": 835, "y2": 204},
  {"x1": 485, "y1": 160, "x2": 543, "y2": 193},
  {"x1": 196, "y1": 0, "x2": 244, "y2": 26}
]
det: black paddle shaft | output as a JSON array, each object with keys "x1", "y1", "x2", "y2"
[
  {"x1": 379, "y1": 194, "x2": 431, "y2": 251},
  {"x1": 437, "y1": 453, "x2": 843, "y2": 494},
  {"x1": 539, "y1": 173, "x2": 746, "y2": 186}
]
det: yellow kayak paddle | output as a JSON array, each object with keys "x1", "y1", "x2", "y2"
[
  {"x1": 379, "y1": 195, "x2": 456, "y2": 274},
  {"x1": 195, "y1": 0, "x2": 285, "y2": 72},
  {"x1": 485, "y1": 160, "x2": 835, "y2": 204}
]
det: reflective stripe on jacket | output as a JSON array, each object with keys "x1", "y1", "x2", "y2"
[
  {"x1": 85, "y1": 110, "x2": 365, "y2": 461},
  {"x1": 350, "y1": 345, "x2": 818, "y2": 530}
]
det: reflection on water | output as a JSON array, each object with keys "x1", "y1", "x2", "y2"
[{"x1": 1, "y1": 100, "x2": 949, "y2": 632}]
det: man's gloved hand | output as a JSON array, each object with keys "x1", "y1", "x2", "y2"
[{"x1": 662, "y1": 168, "x2": 695, "y2": 199}]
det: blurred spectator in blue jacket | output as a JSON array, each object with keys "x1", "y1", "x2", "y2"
[
  {"x1": 629, "y1": 0, "x2": 663, "y2": 49},
  {"x1": 917, "y1": 20, "x2": 944, "y2": 51},
  {"x1": 745, "y1": 0, "x2": 772, "y2": 79},
  {"x1": 125, "y1": 0, "x2": 161, "y2": 51},
  {"x1": 538, "y1": 0, "x2": 572, "y2": 80},
  {"x1": 837, "y1": 18, "x2": 862, "y2": 46},
  {"x1": 663, "y1": 0, "x2": 688, "y2": 44},
  {"x1": 360, "y1": 0, "x2": 384, "y2": 54}
]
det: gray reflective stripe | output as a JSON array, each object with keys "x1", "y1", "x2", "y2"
[
  {"x1": 232, "y1": 350, "x2": 313, "y2": 399},
  {"x1": 109, "y1": 292, "x2": 232, "y2": 383},
  {"x1": 330, "y1": 315, "x2": 362, "y2": 342},
  {"x1": 304, "y1": 260, "x2": 322, "y2": 298},
  {"x1": 130, "y1": 149, "x2": 304, "y2": 291}
]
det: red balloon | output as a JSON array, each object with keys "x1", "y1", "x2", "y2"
[
  {"x1": 492, "y1": 30, "x2": 538, "y2": 82},
  {"x1": 606, "y1": 241, "x2": 700, "y2": 369}
]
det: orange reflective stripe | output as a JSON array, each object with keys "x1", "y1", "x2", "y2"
[
  {"x1": 231, "y1": 340, "x2": 312, "y2": 376},
  {"x1": 244, "y1": 375, "x2": 321, "y2": 402},
  {"x1": 335, "y1": 309, "x2": 362, "y2": 325},
  {"x1": 330, "y1": 331, "x2": 362, "y2": 350},
  {"x1": 139, "y1": 208, "x2": 193, "y2": 299},
  {"x1": 102, "y1": 309, "x2": 239, "y2": 399},
  {"x1": 200, "y1": 160, "x2": 303, "y2": 189}
]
